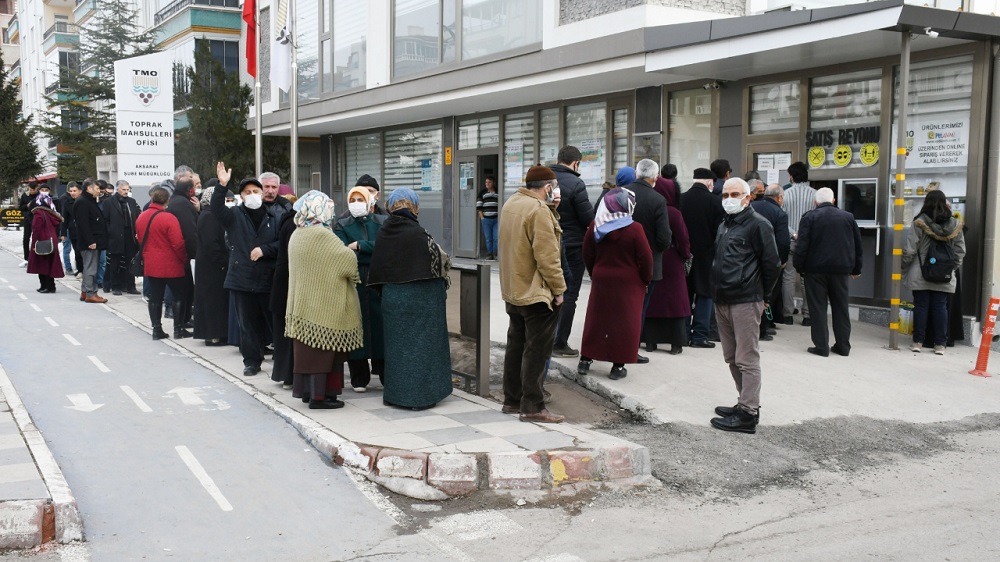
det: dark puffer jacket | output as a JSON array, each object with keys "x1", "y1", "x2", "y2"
[
  {"x1": 210, "y1": 182, "x2": 281, "y2": 293},
  {"x1": 551, "y1": 164, "x2": 594, "y2": 249},
  {"x1": 711, "y1": 205, "x2": 781, "y2": 305},
  {"x1": 168, "y1": 183, "x2": 199, "y2": 260},
  {"x1": 73, "y1": 191, "x2": 108, "y2": 251}
]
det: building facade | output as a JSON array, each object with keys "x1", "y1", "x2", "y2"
[{"x1": 253, "y1": 0, "x2": 1000, "y2": 327}]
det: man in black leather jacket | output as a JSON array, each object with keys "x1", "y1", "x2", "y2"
[
  {"x1": 550, "y1": 146, "x2": 594, "y2": 358},
  {"x1": 709, "y1": 178, "x2": 780, "y2": 434}
]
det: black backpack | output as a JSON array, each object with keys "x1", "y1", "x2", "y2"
[{"x1": 920, "y1": 238, "x2": 957, "y2": 283}]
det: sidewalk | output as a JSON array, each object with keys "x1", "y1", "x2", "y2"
[
  {"x1": 496, "y1": 267, "x2": 1000, "y2": 426},
  {"x1": 0, "y1": 230, "x2": 652, "y2": 501}
]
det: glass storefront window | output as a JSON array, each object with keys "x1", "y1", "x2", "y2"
[
  {"x1": 462, "y1": 0, "x2": 541, "y2": 61},
  {"x1": 344, "y1": 133, "x2": 381, "y2": 188},
  {"x1": 503, "y1": 112, "x2": 535, "y2": 200},
  {"x1": 297, "y1": 0, "x2": 321, "y2": 100},
  {"x1": 333, "y1": 0, "x2": 367, "y2": 92},
  {"x1": 394, "y1": 0, "x2": 441, "y2": 78},
  {"x1": 384, "y1": 125, "x2": 443, "y2": 192},
  {"x1": 457, "y1": 116, "x2": 500, "y2": 150},
  {"x1": 612, "y1": 108, "x2": 629, "y2": 176},
  {"x1": 539, "y1": 108, "x2": 560, "y2": 165},
  {"x1": 891, "y1": 55, "x2": 974, "y2": 221},
  {"x1": 565, "y1": 102, "x2": 607, "y2": 201},
  {"x1": 807, "y1": 69, "x2": 882, "y2": 169},
  {"x1": 749, "y1": 81, "x2": 800, "y2": 134},
  {"x1": 668, "y1": 89, "x2": 712, "y2": 188}
]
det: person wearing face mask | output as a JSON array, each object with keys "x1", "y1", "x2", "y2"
[
  {"x1": 709, "y1": 178, "x2": 780, "y2": 434},
  {"x1": 680, "y1": 168, "x2": 726, "y2": 349},
  {"x1": 213, "y1": 163, "x2": 282, "y2": 377},
  {"x1": 334, "y1": 186, "x2": 388, "y2": 393},
  {"x1": 338, "y1": 174, "x2": 387, "y2": 218}
]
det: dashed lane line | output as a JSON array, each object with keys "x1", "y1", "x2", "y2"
[
  {"x1": 7, "y1": 285, "x2": 15, "y2": 291},
  {"x1": 16, "y1": 293, "x2": 26, "y2": 300},
  {"x1": 45, "y1": 317, "x2": 59, "y2": 327},
  {"x1": 30, "y1": 304, "x2": 41, "y2": 312},
  {"x1": 63, "y1": 334, "x2": 81, "y2": 346},
  {"x1": 120, "y1": 385, "x2": 153, "y2": 413},
  {"x1": 175, "y1": 445, "x2": 233, "y2": 512},
  {"x1": 87, "y1": 356, "x2": 110, "y2": 373}
]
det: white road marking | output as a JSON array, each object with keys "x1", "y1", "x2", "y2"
[
  {"x1": 166, "y1": 387, "x2": 205, "y2": 406},
  {"x1": 87, "y1": 356, "x2": 110, "y2": 373},
  {"x1": 63, "y1": 334, "x2": 81, "y2": 346},
  {"x1": 8, "y1": 285, "x2": 15, "y2": 290},
  {"x1": 435, "y1": 511, "x2": 523, "y2": 541},
  {"x1": 175, "y1": 445, "x2": 233, "y2": 512},
  {"x1": 30, "y1": 304, "x2": 41, "y2": 312},
  {"x1": 0, "y1": 277, "x2": 7, "y2": 283},
  {"x1": 44, "y1": 317, "x2": 59, "y2": 327},
  {"x1": 120, "y1": 386, "x2": 153, "y2": 413},
  {"x1": 16, "y1": 293, "x2": 26, "y2": 300},
  {"x1": 418, "y1": 531, "x2": 474, "y2": 562},
  {"x1": 65, "y1": 394, "x2": 104, "y2": 413},
  {"x1": 211, "y1": 399, "x2": 231, "y2": 411}
]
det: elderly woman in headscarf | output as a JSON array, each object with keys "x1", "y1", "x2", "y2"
[
  {"x1": 367, "y1": 188, "x2": 453, "y2": 410},
  {"x1": 577, "y1": 187, "x2": 653, "y2": 380},
  {"x1": 334, "y1": 185, "x2": 388, "y2": 393},
  {"x1": 194, "y1": 180, "x2": 231, "y2": 345},
  {"x1": 285, "y1": 191, "x2": 364, "y2": 409},
  {"x1": 27, "y1": 191, "x2": 65, "y2": 293}
]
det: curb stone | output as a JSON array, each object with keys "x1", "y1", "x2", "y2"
[
  {"x1": 0, "y1": 364, "x2": 84, "y2": 548},
  {"x1": 94, "y1": 291, "x2": 656, "y2": 499}
]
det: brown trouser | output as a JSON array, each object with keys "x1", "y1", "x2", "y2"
[
  {"x1": 715, "y1": 301, "x2": 765, "y2": 412},
  {"x1": 503, "y1": 302, "x2": 560, "y2": 414}
]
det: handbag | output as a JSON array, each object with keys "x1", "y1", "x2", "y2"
[
  {"x1": 130, "y1": 211, "x2": 163, "y2": 277},
  {"x1": 34, "y1": 238, "x2": 54, "y2": 256}
]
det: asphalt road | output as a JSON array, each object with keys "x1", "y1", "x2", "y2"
[{"x1": 0, "y1": 253, "x2": 445, "y2": 561}]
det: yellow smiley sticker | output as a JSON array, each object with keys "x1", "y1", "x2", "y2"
[
  {"x1": 807, "y1": 146, "x2": 826, "y2": 168},
  {"x1": 859, "y1": 143, "x2": 879, "y2": 166},
  {"x1": 833, "y1": 144, "x2": 853, "y2": 167}
]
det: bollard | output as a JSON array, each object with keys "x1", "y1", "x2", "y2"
[{"x1": 969, "y1": 296, "x2": 999, "y2": 378}]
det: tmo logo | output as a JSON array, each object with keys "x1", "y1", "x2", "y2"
[{"x1": 131, "y1": 69, "x2": 160, "y2": 106}]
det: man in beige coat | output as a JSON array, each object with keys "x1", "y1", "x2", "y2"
[{"x1": 499, "y1": 165, "x2": 567, "y2": 423}]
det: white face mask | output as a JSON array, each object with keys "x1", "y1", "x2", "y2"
[
  {"x1": 722, "y1": 196, "x2": 745, "y2": 215},
  {"x1": 348, "y1": 201, "x2": 369, "y2": 218},
  {"x1": 243, "y1": 193, "x2": 263, "y2": 210},
  {"x1": 225, "y1": 201, "x2": 237, "y2": 208}
]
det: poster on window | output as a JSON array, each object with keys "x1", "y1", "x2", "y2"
[
  {"x1": 505, "y1": 142, "x2": 524, "y2": 186},
  {"x1": 892, "y1": 112, "x2": 970, "y2": 170},
  {"x1": 578, "y1": 139, "x2": 604, "y2": 186}
]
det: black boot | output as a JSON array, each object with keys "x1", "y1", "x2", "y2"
[
  {"x1": 173, "y1": 302, "x2": 192, "y2": 339},
  {"x1": 149, "y1": 303, "x2": 169, "y2": 340},
  {"x1": 710, "y1": 408, "x2": 759, "y2": 434}
]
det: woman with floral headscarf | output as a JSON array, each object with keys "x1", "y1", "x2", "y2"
[
  {"x1": 577, "y1": 187, "x2": 653, "y2": 380},
  {"x1": 334, "y1": 186, "x2": 388, "y2": 393},
  {"x1": 368, "y1": 188, "x2": 453, "y2": 410},
  {"x1": 285, "y1": 190, "x2": 363, "y2": 409},
  {"x1": 27, "y1": 192, "x2": 65, "y2": 293}
]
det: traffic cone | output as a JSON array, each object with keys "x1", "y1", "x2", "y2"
[{"x1": 969, "y1": 297, "x2": 999, "y2": 378}]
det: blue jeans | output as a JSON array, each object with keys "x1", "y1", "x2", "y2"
[
  {"x1": 912, "y1": 290, "x2": 949, "y2": 346},
  {"x1": 96, "y1": 250, "x2": 107, "y2": 285},
  {"x1": 480, "y1": 217, "x2": 498, "y2": 256},
  {"x1": 689, "y1": 294, "x2": 714, "y2": 344},
  {"x1": 62, "y1": 233, "x2": 74, "y2": 271}
]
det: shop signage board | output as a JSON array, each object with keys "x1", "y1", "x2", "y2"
[
  {"x1": 806, "y1": 125, "x2": 881, "y2": 168},
  {"x1": 1, "y1": 208, "x2": 24, "y2": 227},
  {"x1": 891, "y1": 112, "x2": 970, "y2": 170},
  {"x1": 114, "y1": 51, "x2": 174, "y2": 186}
]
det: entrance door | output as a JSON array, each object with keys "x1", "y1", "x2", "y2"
[{"x1": 454, "y1": 154, "x2": 500, "y2": 259}]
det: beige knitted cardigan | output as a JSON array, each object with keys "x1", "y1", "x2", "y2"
[{"x1": 285, "y1": 225, "x2": 364, "y2": 351}]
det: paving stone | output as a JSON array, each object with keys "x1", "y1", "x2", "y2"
[
  {"x1": 428, "y1": 398, "x2": 486, "y2": 415},
  {"x1": 369, "y1": 406, "x2": 444, "y2": 421},
  {"x1": 504, "y1": 432, "x2": 576, "y2": 451},
  {"x1": 387, "y1": 415, "x2": 464, "y2": 433},
  {"x1": 487, "y1": 452, "x2": 543, "y2": 489},
  {"x1": 445, "y1": 409, "x2": 518, "y2": 425},
  {"x1": 427, "y1": 453, "x2": 479, "y2": 496},
  {"x1": 454, "y1": 437, "x2": 522, "y2": 453},
  {"x1": 472, "y1": 420, "x2": 547, "y2": 437},
  {"x1": 361, "y1": 433, "x2": 437, "y2": 451},
  {"x1": 600, "y1": 445, "x2": 635, "y2": 480},
  {"x1": 549, "y1": 451, "x2": 598, "y2": 485},
  {"x1": 413, "y1": 426, "x2": 489, "y2": 446},
  {"x1": 375, "y1": 449, "x2": 427, "y2": 480}
]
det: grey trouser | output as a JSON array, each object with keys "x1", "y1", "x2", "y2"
[
  {"x1": 81, "y1": 249, "x2": 100, "y2": 296},
  {"x1": 716, "y1": 301, "x2": 764, "y2": 411},
  {"x1": 782, "y1": 239, "x2": 809, "y2": 318}
]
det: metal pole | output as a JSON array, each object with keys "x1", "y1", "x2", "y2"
[
  {"x1": 890, "y1": 30, "x2": 911, "y2": 350},
  {"x1": 982, "y1": 42, "x2": 1000, "y2": 324},
  {"x1": 289, "y1": 0, "x2": 299, "y2": 192},
  {"x1": 254, "y1": 1, "x2": 262, "y2": 178}
]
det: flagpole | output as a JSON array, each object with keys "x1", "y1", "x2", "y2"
[
  {"x1": 289, "y1": 0, "x2": 298, "y2": 193},
  {"x1": 254, "y1": 1, "x2": 263, "y2": 178}
]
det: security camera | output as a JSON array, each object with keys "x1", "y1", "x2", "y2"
[
  {"x1": 702, "y1": 81, "x2": 721, "y2": 90},
  {"x1": 924, "y1": 27, "x2": 939, "y2": 38}
]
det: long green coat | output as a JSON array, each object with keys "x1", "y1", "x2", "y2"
[{"x1": 335, "y1": 213, "x2": 387, "y2": 361}]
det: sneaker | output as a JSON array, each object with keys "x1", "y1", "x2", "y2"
[
  {"x1": 18, "y1": 261, "x2": 26, "y2": 268},
  {"x1": 934, "y1": 345, "x2": 945, "y2": 355},
  {"x1": 576, "y1": 358, "x2": 592, "y2": 375},
  {"x1": 710, "y1": 408, "x2": 758, "y2": 434},
  {"x1": 551, "y1": 344, "x2": 579, "y2": 358},
  {"x1": 714, "y1": 404, "x2": 761, "y2": 419},
  {"x1": 352, "y1": 386, "x2": 367, "y2": 393},
  {"x1": 609, "y1": 366, "x2": 627, "y2": 380},
  {"x1": 910, "y1": 342, "x2": 923, "y2": 352}
]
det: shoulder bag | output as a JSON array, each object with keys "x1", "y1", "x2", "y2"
[{"x1": 130, "y1": 211, "x2": 163, "y2": 277}]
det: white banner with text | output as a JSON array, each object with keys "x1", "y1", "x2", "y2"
[{"x1": 114, "y1": 51, "x2": 174, "y2": 186}]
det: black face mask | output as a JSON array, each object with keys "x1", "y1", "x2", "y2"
[{"x1": 754, "y1": 193, "x2": 765, "y2": 201}]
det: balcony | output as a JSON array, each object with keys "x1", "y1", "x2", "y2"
[
  {"x1": 43, "y1": 21, "x2": 77, "y2": 41},
  {"x1": 3, "y1": 14, "x2": 17, "y2": 44},
  {"x1": 45, "y1": 82, "x2": 60, "y2": 95},
  {"x1": 154, "y1": 0, "x2": 239, "y2": 26}
]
